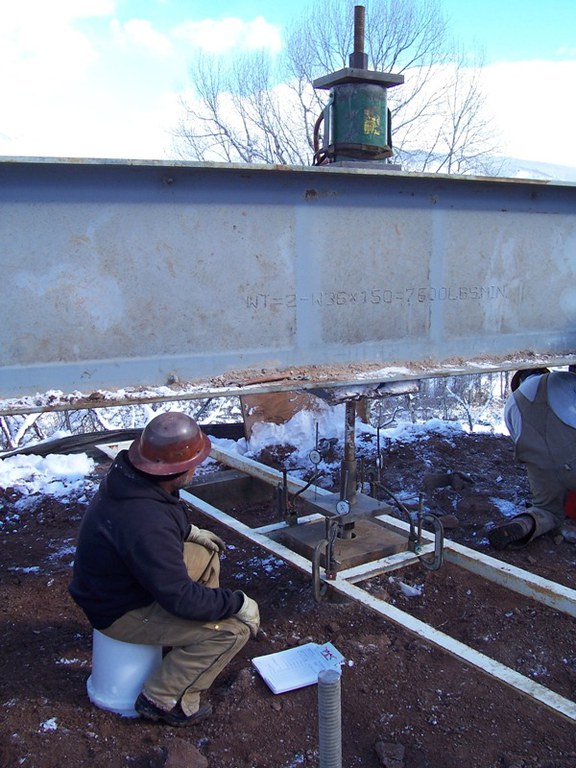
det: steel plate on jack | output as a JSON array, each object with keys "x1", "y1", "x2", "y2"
[{"x1": 280, "y1": 518, "x2": 408, "y2": 571}]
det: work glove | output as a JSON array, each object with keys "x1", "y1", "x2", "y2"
[
  {"x1": 234, "y1": 591, "x2": 260, "y2": 638},
  {"x1": 187, "y1": 524, "x2": 226, "y2": 553}
]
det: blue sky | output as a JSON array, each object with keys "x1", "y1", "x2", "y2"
[
  {"x1": 440, "y1": 0, "x2": 576, "y2": 62},
  {"x1": 0, "y1": 0, "x2": 575, "y2": 170},
  {"x1": 108, "y1": 0, "x2": 576, "y2": 63}
]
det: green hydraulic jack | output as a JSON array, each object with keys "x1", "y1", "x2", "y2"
[{"x1": 312, "y1": 5, "x2": 404, "y2": 166}]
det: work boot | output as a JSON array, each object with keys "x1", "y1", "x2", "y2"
[
  {"x1": 487, "y1": 515, "x2": 534, "y2": 550},
  {"x1": 135, "y1": 693, "x2": 212, "y2": 727}
]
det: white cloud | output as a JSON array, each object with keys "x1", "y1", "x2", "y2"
[
  {"x1": 0, "y1": 4, "x2": 100, "y2": 82},
  {"x1": 0, "y1": 1, "x2": 179, "y2": 158},
  {"x1": 481, "y1": 60, "x2": 576, "y2": 166},
  {"x1": 0, "y1": 1, "x2": 118, "y2": 147},
  {"x1": 1, "y1": 86, "x2": 183, "y2": 160},
  {"x1": 111, "y1": 18, "x2": 173, "y2": 57},
  {"x1": 1, "y1": 0, "x2": 115, "y2": 26},
  {"x1": 172, "y1": 16, "x2": 282, "y2": 55}
]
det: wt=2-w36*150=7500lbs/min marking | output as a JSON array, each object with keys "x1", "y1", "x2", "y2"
[{"x1": 246, "y1": 285, "x2": 509, "y2": 309}]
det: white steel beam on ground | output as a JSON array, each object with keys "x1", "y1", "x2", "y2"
[
  {"x1": 182, "y1": 488, "x2": 576, "y2": 724},
  {"x1": 377, "y1": 515, "x2": 576, "y2": 618},
  {"x1": 328, "y1": 576, "x2": 576, "y2": 723}
]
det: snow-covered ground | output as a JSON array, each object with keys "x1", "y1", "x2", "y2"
[{"x1": 0, "y1": 397, "x2": 509, "y2": 523}]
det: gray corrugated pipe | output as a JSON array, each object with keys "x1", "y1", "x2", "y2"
[{"x1": 318, "y1": 668, "x2": 342, "y2": 768}]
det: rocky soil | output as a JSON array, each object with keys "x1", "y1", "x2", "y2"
[{"x1": 1, "y1": 427, "x2": 576, "y2": 768}]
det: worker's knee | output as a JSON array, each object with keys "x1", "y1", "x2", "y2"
[{"x1": 183, "y1": 542, "x2": 221, "y2": 585}]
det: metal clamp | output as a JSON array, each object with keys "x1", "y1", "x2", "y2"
[
  {"x1": 418, "y1": 513, "x2": 444, "y2": 571},
  {"x1": 312, "y1": 538, "x2": 330, "y2": 602}
]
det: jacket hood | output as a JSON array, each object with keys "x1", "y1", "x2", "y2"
[{"x1": 103, "y1": 450, "x2": 180, "y2": 506}]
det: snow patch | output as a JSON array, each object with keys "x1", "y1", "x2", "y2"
[{"x1": 39, "y1": 718, "x2": 58, "y2": 732}]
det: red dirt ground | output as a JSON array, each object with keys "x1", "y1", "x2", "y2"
[{"x1": 1, "y1": 428, "x2": 575, "y2": 768}]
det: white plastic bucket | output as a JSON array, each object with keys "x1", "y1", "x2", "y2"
[{"x1": 86, "y1": 629, "x2": 162, "y2": 717}]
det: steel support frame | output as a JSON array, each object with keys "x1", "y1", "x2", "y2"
[{"x1": 179, "y1": 443, "x2": 576, "y2": 723}]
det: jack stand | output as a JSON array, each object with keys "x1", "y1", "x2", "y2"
[
  {"x1": 277, "y1": 468, "x2": 298, "y2": 526},
  {"x1": 340, "y1": 400, "x2": 357, "y2": 507},
  {"x1": 279, "y1": 394, "x2": 444, "y2": 599},
  {"x1": 282, "y1": 396, "x2": 409, "y2": 578}
]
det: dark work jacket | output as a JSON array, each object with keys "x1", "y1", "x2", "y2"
[{"x1": 69, "y1": 451, "x2": 243, "y2": 630}]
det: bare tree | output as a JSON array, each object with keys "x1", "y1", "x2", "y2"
[
  {"x1": 445, "y1": 378, "x2": 495, "y2": 433},
  {"x1": 173, "y1": 51, "x2": 313, "y2": 165},
  {"x1": 173, "y1": 0, "x2": 500, "y2": 173},
  {"x1": 406, "y1": 54, "x2": 502, "y2": 175}
]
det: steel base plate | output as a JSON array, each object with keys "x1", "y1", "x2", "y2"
[{"x1": 280, "y1": 519, "x2": 408, "y2": 571}]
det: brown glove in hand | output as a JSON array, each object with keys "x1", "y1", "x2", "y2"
[
  {"x1": 234, "y1": 592, "x2": 260, "y2": 637},
  {"x1": 187, "y1": 524, "x2": 226, "y2": 553}
]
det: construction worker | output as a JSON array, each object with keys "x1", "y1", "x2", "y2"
[
  {"x1": 69, "y1": 411, "x2": 259, "y2": 726},
  {"x1": 488, "y1": 367, "x2": 576, "y2": 549}
]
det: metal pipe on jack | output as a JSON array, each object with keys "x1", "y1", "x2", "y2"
[
  {"x1": 350, "y1": 6, "x2": 368, "y2": 69},
  {"x1": 340, "y1": 401, "x2": 357, "y2": 506},
  {"x1": 354, "y1": 6, "x2": 365, "y2": 50}
]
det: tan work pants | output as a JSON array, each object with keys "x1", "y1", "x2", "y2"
[{"x1": 101, "y1": 542, "x2": 250, "y2": 715}]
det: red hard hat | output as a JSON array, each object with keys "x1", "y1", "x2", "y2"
[{"x1": 128, "y1": 412, "x2": 211, "y2": 476}]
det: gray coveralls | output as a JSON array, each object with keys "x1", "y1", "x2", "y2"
[{"x1": 509, "y1": 373, "x2": 576, "y2": 540}]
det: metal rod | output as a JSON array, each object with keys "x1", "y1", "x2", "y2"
[
  {"x1": 344, "y1": 402, "x2": 356, "y2": 463},
  {"x1": 354, "y1": 5, "x2": 365, "y2": 54},
  {"x1": 349, "y1": 5, "x2": 368, "y2": 69},
  {"x1": 318, "y1": 669, "x2": 342, "y2": 768},
  {"x1": 340, "y1": 401, "x2": 357, "y2": 505}
]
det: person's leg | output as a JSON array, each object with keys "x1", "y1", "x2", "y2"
[
  {"x1": 182, "y1": 541, "x2": 220, "y2": 587},
  {"x1": 523, "y1": 463, "x2": 569, "y2": 539},
  {"x1": 489, "y1": 464, "x2": 570, "y2": 548},
  {"x1": 144, "y1": 613, "x2": 250, "y2": 714},
  {"x1": 103, "y1": 599, "x2": 250, "y2": 713}
]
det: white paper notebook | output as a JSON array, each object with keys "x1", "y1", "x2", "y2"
[{"x1": 252, "y1": 642, "x2": 345, "y2": 694}]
